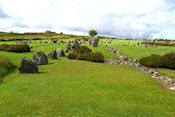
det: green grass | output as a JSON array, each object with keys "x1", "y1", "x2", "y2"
[
  {"x1": 1, "y1": 57, "x2": 175, "y2": 116},
  {"x1": 104, "y1": 39, "x2": 175, "y2": 60},
  {"x1": 0, "y1": 40, "x2": 175, "y2": 116},
  {"x1": 102, "y1": 39, "x2": 175, "y2": 80},
  {"x1": 111, "y1": 45, "x2": 175, "y2": 60},
  {"x1": 156, "y1": 68, "x2": 175, "y2": 79},
  {"x1": 86, "y1": 44, "x2": 118, "y2": 59}
]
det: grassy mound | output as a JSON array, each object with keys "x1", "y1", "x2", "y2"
[
  {"x1": 0, "y1": 44, "x2": 30, "y2": 53},
  {"x1": 0, "y1": 55, "x2": 15, "y2": 80},
  {"x1": 68, "y1": 46, "x2": 105, "y2": 63}
]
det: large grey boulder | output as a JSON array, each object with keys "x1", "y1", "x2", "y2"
[
  {"x1": 90, "y1": 37, "x2": 99, "y2": 47},
  {"x1": 66, "y1": 42, "x2": 72, "y2": 51},
  {"x1": 33, "y1": 51, "x2": 48, "y2": 65},
  {"x1": 164, "y1": 79, "x2": 175, "y2": 85},
  {"x1": 88, "y1": 39, "x2": 92, "y2": 45},
  {"x1": 51, "y1": 39, "x2": 57, "y2": 43},
  {"x1": 18, "y1": 57, "x2": 38, "y2": 73},
  {"x1": 56, "y1": 48, "x2": 65, "y2": 57},
  {"x1": 64, "y1": 49, "x2": 69, "y2": 53},
  {"x1": 48, "y1": 50, "x2": 57, "y2": 59},
  {"x1": 72, "y1": 40, "x2": 79, "y2": 49},
  {"x1": 23, "y1": 40, "x2": 28, "y2": 44}
]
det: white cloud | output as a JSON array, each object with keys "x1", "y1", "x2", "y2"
[{"x1": 0, "y1": 0, "x2": 175, "y2": 39}]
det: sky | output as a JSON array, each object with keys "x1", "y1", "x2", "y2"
[{"x1": 0, "y1": 0, "x2": 175, "y2": 39}]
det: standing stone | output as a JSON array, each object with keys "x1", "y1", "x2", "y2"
[
  {"x1": 64, "y1": 49, "x2": 69, "y2": 53},
  {"x1": 66, "y1": 42, "x2": 72, "y2": 51},
  {"x1": 89, "y1": 37, "x2": 98, "y2": 47},
  {"x1": 56, "y1": 48, "x2": 65, "y2": 57},
  {"x1": 48, "y1": 50, "x2": 57, "y2": 59},
  {"x1": 18, "y1": 57, "x2": 38, "y2": 73},
  {"x1": 33, "y1": 51, "x2": 48, "y2": 65},
  {"x1": 92, "y1": 39, "x2": 98, "y2": 47},
  {"x1": 23, "y1": 40, "x2": 28, "y2": 44},
  {"x1": 72, "y1": 40, "x2": 79, "y2": 49},
  {"x1": 52, "y1": 39, "x2": 57, "y2": 43},
  {"x1": 89, "y1": 39, "x2": 92, "y2": 45}
]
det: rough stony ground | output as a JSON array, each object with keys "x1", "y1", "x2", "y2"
[{"x1": 105, "y1": 46, "x2": 175, "y2": 91}]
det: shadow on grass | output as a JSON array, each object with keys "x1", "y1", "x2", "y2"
[
  {"x1": 38, "y1": 71, "x2": 48, "y2": 74},
  {"x1": 48, "y1": 62, "x2": 54, "y2": 65},
  {"x1": 18, "y1": 71, "x2": 48, "y2": 75}
]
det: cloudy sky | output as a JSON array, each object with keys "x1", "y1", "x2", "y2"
[{"x1": 0, "y1": 0, "x2": 175, "y2": 39}]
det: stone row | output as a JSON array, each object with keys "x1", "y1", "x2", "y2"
[{"x1": 105, "y1": 46, "x2": 175, "y2": 91}]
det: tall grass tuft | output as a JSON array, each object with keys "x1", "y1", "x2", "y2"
[
  {"x1": 0, "y1": 55, "x2": 16, "y2": 81},
  {"x1": 68, "y1": 46, "x2": 105, "y2": 63}
]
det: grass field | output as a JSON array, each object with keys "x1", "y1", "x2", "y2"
[
  {"x1": 0, "y1": 40, "x2": 175, "y2": 116},
  {"x1": 156, "y1": 68, "x2": 175, "y2": 79},
  {"x1": 104, "y1": 40, "x2": 175, "y2": 60},
  {"x1": 103, "y1": 39, "x2": 175, "y2": 79}
]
